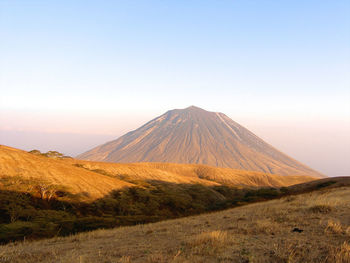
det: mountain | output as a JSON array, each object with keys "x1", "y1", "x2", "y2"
[{"x1": 77, "y1": 106, "x2": 323, "y2": 177}]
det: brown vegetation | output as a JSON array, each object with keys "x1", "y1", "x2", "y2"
[
  {"x1": 0, "y1": 145, "x2": 316, "y2": 202},
  {"x1": 1, "y1": 184, "x2": 349, "y2": 263},
  {"x1": 0, "y1": 145, "x2": 132, "y2": 200},
  {"x1": 65, "y1": 160, "x2": 317, "y2": 188},
  {"x1": 1, "y1": 144, "x2": 344, "y2": 260}
]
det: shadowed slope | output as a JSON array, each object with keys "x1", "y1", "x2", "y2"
[
  {"x1": 78, "y1": 106, "x2": 323, "y2": 177},
  {"x1": 2, "y1": 177, "x2": 349, "y2": 263}
]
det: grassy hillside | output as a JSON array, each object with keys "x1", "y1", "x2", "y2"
[
  {"x1": 1, "y1": 177, "x2": 349, "y2": 263},
  {"x1": 0, "y1": 145, "x2": 133, "y2": 201},
  {"x1": 0, "y1": 145, "x2": 318, "y2": 244},
  {"x1": 0, "y1": 145, "x2": 316, "y2": 200},
  {"x1": 63, "y1": 159, "x2": 316, "y2": 188}
]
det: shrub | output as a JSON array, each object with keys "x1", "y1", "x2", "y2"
[
  {"x1": 316, "y1": 181, "x2": 336, "y2": 189},
  {"x1": 0, "y1": 221, "x2": 37, "y2": 243},
  {"x1": 244, "y1": 188, "x2": 279, "y2": 202},
  {"x1": 309, "y1": 205, "x2": 333, "y2": 214},
  {"x1": 28, "y1": 150, "x2": 41, "y2": 155}
]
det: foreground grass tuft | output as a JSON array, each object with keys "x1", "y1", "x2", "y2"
[
  {"x1": 329, "y1": 242, "x2": 350, "y2": 263},
  {"x1": 325, "y1": 219, "x2": 344, "y2": 235},
  {"x1": 189, "y1": 230, "x2": 228, "y2": 249}
]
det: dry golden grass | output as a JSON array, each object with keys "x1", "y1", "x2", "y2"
[
  {"x1": 0, "y1": 145, "x2": 133, "y2": 200},
  {"x1": 346, "y1": 226, "x2": 350, "y2": 236},
  {"x1": 187, "y1": 230, "x2": 229, "y2": 254},
  {"x1": 328, "y1": 242, "x2": 350, "y2": 263},
  {"x1": 325, "y1": 220, "x2": 344, "y2": 235},
  {"x1": 64, "y1": 158, "x2": 317, "y2": 188},
  {"x1": 0, "y1": 145, "x2": 316, "y2": 202},
  {"x1": 1, "y1": 184, "x2": 349, "y2": 263}
]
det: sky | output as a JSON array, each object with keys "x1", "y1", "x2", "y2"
[{"x1": 0, "y1": 0, "x2": 349, "y2": 176}]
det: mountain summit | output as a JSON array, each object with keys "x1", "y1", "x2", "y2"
[{"x1": 77, "y1": 106, "x2": 322, "y2": 177}]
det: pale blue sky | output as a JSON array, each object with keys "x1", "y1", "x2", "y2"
[{"x1": 0, "y1": 1, "x2": 349, "y2": 176}]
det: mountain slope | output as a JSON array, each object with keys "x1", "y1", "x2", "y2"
[{"x1": 78, "y1": 106, "x2": 323, "y2": 177}]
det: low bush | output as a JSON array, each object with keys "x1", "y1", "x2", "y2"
[
  {"x1": 309, "y1": 205, "x2": 333, "y2": 214},
  {"x1": 316, "y1": 181, "x2": 336, "y2": 189}
]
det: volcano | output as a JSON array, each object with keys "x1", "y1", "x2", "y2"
[{"x1": 77, "y1": 106, "x2": 322, "y2": 177}]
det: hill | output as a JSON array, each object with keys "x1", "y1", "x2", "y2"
[
  {"x1": 1, "y1": 177, "x2": 349, "y2": 263},
  {"x1": 77, "y1": 106, "x2": 323, "y2": 177},
  {"x1": 0, "y1": 145, "x2": 317, "y2": 243},
  {"x1": 0, "y1": 145, "x2": 316, "y2": 200},
  {"x1": 0, "y1": 145, "x2": 133, "y2": 201},
  {"x1": 67, "y1": 159, "x2": 316, "y2": 188}
]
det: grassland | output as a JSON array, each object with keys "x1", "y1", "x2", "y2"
[
  {"x1": 1, "y1": 181, "x2": 349, "y2": 263},
  {"x1": 67, "y1": 160, "x2": 316, "y2": 188},
  {"x1": 0, "y1": 145, "x2": 316, "y2": 202},
  {"x1": 0, "y1": 145, "x2": 319, "y2": 244},
  {"x1": 1, "y1": 144, "x2": 342, "y2": 261},
  {"x1": 0, "y1": 145, "x2": 132, "y2": 200}
]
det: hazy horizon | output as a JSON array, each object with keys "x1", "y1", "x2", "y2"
[
  {"x1": 1, "y1": 1, "x2": 349, "y2": 176},
  {"x1": 1, "y1": 105, "x2": 349, "y2": 177}
]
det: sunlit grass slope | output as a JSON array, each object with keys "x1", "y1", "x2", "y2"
[
  {"x1": 0, "y1": 145, "x2": 132, "y2": 200},
  {"x1": 66, "y1": 159, "x2": 317, "y2": 188},
  {"x1": 0, "y1": 145, "x2": 316, "y2": 202}
]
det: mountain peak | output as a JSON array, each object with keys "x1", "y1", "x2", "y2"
[
  {"x1": 174, "y1": 106, "x2": 208, "y2": 113},
  {"x1": 184, "y1": 105, "x2": 204, "y2": 111},
  {"x1": 77, "y1": 107, "x2": 323, "y2": 177}
]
